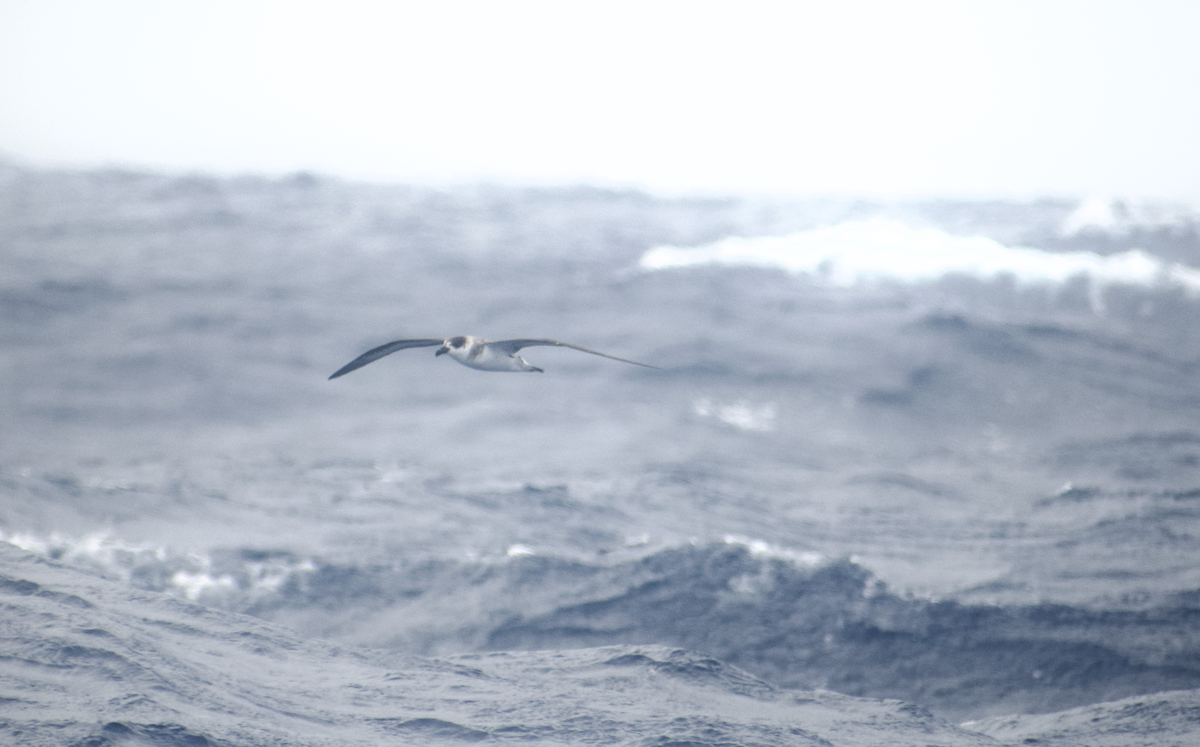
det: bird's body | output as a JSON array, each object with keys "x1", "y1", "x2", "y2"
[
  {"x1": 329, "y1": 335, "x2": 656, "y2": 379},
  {"x1": 440, "y1": 336, "x2": 543, "y2": 372}
]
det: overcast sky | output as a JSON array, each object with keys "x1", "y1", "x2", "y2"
[{"x1": 1, "y1": 0, "x2": 1197, "y2": 200}]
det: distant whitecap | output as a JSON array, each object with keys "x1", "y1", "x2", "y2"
[
  {"x1": 693, "y1": 398, "x2": 777, "y2": 432},
  {"x1": 1060, "y1": 197, "x2": 1199, "y2": 237},
  {"x1": 723, "y1": 535, "x2": 824, "y2": 567},
  {"x1": 171, "y1": 569, "x2": 236, "y2": 600},
  {"x1": 640, "y1": 218, "x2": 1200, "y2": 296}
]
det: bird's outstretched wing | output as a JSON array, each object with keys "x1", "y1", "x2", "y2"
[
  {"x1": 329, "y1": 338, "x2": 445, "y2": 379},
  {"x1": 493, "y1": 339, "x2": 659, "y2": 369}
]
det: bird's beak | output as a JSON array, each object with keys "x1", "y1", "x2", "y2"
[{"x1": 435, "y1": 346, "x2": 448, "y2": 357}]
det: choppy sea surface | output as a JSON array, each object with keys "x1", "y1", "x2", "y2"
[{"x1": 3, "y1": 162, "x2": 1200, "y2": 744}]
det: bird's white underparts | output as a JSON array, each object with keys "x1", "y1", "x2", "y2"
[{"x1": 329, "y1": 335, "x2": 658, "y2": 379}]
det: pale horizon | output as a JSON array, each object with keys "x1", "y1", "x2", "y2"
[{"x1": 2, "y1": 0, "x2": 1198, "y2": 202}]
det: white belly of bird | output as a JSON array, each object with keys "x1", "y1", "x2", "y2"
[{"x1": 449, "y1": 346, "x2": 534, "y2": 372}]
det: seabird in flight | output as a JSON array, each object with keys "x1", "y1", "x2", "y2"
[{"x1": 329, "y1": 335, "x2": 658, "y2": 378}]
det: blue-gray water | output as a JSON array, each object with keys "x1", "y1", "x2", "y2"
[{"x1": 3, "y1": 163, "x2": 1200, "y2": 743}]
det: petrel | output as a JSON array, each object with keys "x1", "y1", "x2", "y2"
[{"x1": 329, "y1": 335, "x2": 658, "y2": 378}]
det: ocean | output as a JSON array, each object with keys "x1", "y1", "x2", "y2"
[{"x1": 2, "y1": 162, "x2": 1200, "y2": 745}]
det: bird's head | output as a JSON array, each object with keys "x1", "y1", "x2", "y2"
[{"x1": 436, "y1": 336, "x2": 469, "y2": 357}]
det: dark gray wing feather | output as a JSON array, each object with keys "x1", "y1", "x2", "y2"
[
  {"x1": 492, "y1": 339, "x2": 659, "y2": 369},
  {"x1": 329, "y1": 338, "x2": 445, "y2": 379}
]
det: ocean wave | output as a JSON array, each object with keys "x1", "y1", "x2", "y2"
[
  {"x1": 639, "y1": 218, "x2": 1200, "y2": 296},
  {"x1": 7, "y1": 536, "x2": 1020, "y2": 747},
  {"x1": 7, "y1": 531, "x2": 1199, "y2": 721}
]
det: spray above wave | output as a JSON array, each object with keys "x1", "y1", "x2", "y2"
[
  {"x1": 1060, "y1": 196, "x2": 1200, "y2": 237},
  {"x1": 640, "y1": 218, "x2": 1200, "y2": 294}
]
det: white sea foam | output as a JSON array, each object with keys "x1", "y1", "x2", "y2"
[
  {"x1": 640, "y1": 218, "x2": 1200, "y2": 296},
  {"x1": 0, "y1": 529, "x2": 312, "y2": 601},
  {"x1": 172, "y1": 569, "x2": 237, "y2": 600},
  {"x1": 723, "y1": 535, "x2": 824, "y2": 568},
  {"x1": 0, "y1": 529, "x2": 166, "y2": 582},
  {"x1": 693, "y1": 398, "x2": 777, "y2": 432}
]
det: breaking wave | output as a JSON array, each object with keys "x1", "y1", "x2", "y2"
[
  {"x1": 640, "y1": 218, "x2": 1200, "y2": 295},
  {"x1": 7, "y1": 530, "x2": 1200, "y2": 722}
]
